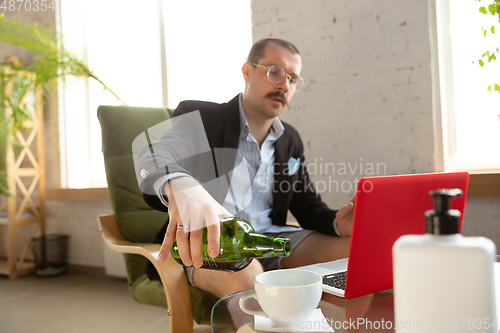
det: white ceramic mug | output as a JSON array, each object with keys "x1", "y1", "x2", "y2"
[{"x1": 239, "y1": 269, "x2": 323, "y2": 328}]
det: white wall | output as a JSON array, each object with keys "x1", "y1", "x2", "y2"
[
  {"x1": 461, "y1": 197, "x2": 500, "y2": 249},
  {"x1": 252, "y1": 0, "x2": 435, "y2": 204},
  {"x1": 46, "y1": 201, "x2": 112, "y2": 267},
  {"x1": 251, "y1": 0, "x2": 500, "y2": 249}
]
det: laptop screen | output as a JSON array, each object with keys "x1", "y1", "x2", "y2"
[{"x1": 344, "y1": 172, "x2": 469, "y2": 299}]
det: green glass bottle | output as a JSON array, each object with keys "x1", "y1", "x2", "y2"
[{"x1": 170, "y1": 217, "x2": 292, "y2": 271}]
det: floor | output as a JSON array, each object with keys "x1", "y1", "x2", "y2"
[{"x1": 0, "y1": 268, "x2": 171, "y2": 333}]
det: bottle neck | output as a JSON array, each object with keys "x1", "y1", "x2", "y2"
[
  {"x1": 425, "y1": 211, "x2": 460, "y2": 235},
  {"x1": 244, "y1": 233, "x2": 292, "y2": 258}
]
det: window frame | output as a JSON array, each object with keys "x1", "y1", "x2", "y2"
[{"x1": 429, "y1": 0, "x2": 500, "y2": 194}]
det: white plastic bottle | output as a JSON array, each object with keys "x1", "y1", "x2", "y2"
[{"x1": 393, "y1": 189, "x2": 497, "y2": 332}]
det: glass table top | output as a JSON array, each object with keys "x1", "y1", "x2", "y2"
[{"x1": 211, "y1": 289, "x2": 395, "y2": 333}]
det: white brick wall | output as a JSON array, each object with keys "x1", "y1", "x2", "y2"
[
  {"x1": 251, "y1": 0, "x2": 500, "y2": 249},
  {"x1": 46, "y1": 201, "x2": 113, "y2": 268},
  {"x1": 252, "y1": 0, "x2": 436, "y2": 205}
]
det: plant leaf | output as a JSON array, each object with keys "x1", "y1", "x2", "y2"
[
  {"x1": 0, "y1": 13, "x2": 124, "y2": 195},
  {"x1": 0, "y1": 13, "x2": 123, "y2": 103},
  {"x1": 489, "y1": 4, "x2": 496, "y2": 14}
]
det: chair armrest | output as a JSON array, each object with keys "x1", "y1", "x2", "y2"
[{"x1": 97, "y1": 213, "x2": 195, "y2": 333}]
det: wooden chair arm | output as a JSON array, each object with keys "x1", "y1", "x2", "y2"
[{"x1": 97, "y1": 214, "x2": 195, "y2": 333}]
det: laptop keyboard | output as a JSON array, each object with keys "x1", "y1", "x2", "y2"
[{"x1": 322, "y1": 271, "x2": 347, "y2": 290}]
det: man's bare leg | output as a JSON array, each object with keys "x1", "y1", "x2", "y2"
[
  {"x1": 281, "y1": 233, "x2": 351, "y2": 268},
  {"x1": 193, "y1": 260, "x2": 263, "y2": 330},
  {"x1": 192, "y1": 259, "x2": 264, "y2": 298}
]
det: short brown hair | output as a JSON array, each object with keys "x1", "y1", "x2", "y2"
[{"x1": 246, "y1": 38, "x2": 300, "y2": 64}]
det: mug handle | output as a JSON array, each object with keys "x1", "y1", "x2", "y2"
[{"x1": 238, "y1": 292, "x2": 267, "y2": 318}]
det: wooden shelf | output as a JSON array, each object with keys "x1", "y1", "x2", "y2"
[
  {"x1": 46, "y1": 187, "x2": 109, "y2": 201},
  {"x1": 468, "y1": 173, "x2": 500, "y2": 196},
  {"x1": 0, "y1": 212, "x2": 37, "y2": 224},
  {"x1": 0, "y1": 258, "x2": 35, "y2": 279}
]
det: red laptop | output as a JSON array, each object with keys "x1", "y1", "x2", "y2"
[{"x1": 299, "y1": 172, "x2": 469, "y2": 299}]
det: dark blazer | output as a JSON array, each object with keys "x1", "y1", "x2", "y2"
[{"x1": 135, "y1": 94, "x2": 338, "y2": 236}]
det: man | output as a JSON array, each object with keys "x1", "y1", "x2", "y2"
[{"x1": 135, "y1": 38, "x2": 355, "y2": 299}]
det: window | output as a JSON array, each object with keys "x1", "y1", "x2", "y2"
[
  {"x1": 57, "y1": 0, "x2": 252, "y2": 188},
  {"x1": 435, "y1": 0, "x2": 500, "y2": 172}
]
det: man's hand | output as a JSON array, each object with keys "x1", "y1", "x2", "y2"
[
  {"x1": 157, "y1": 176, "x2": 232, "y2": 268},
  {"x1": 335, "y1": 195, "x2": 355, "y2": 236}
]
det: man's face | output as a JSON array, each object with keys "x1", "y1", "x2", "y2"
[{"x1": 243, "y1": 44, "x2": 302, "y2": 120}]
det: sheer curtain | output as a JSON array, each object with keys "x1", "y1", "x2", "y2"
[{"x1": 57, "y1": 0, "x2": 252, "y2": 188}]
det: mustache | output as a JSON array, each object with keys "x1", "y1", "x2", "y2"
[{"x1": 265, "y1": 91, "x2": 288, "y2": 106}]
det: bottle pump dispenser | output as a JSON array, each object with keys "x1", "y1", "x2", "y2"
[{"x1": 393, "y1": 189, "x2": 497, "y2": 332}]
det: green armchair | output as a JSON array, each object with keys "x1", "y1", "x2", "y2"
[{"x1": 97, "y1": 105, "x2": 218, "y2": 332}]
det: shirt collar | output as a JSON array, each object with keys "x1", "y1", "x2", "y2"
[{"x1": 237, "y1": 93, "x2": 285, "y2": 140}]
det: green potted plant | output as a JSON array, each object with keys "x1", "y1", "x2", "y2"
[
  {"x1": 474, "y1": 0, "x2": 500, "y2": 92},
  {"x1": 0, "y1": 13, "x2": 122, "y2": 196}
]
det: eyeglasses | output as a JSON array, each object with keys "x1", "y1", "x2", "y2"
[{"x1": 252, "y1": 63, "x2": 304, "y2": 92}]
